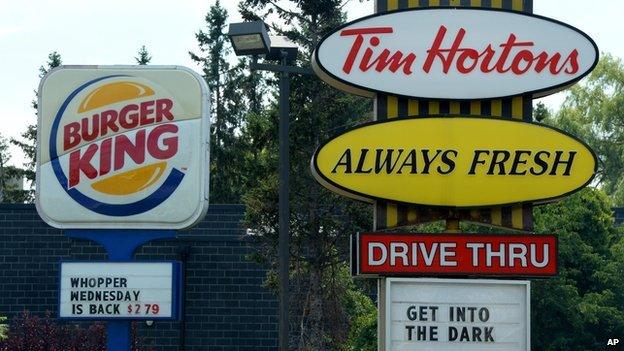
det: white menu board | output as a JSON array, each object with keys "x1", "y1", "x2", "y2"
[
  {"x1": 59, "y1": 262, "x2": 179, "y2": 320},
  {"x1": 380, "y1": 278, "x2": 530, "y2": 351}
]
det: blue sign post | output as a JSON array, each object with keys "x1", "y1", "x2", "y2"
[{"x1": 66, "y1": 229, "x2": 177, "y2": 351}]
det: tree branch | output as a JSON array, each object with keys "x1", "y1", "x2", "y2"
[{"x1": 267, "y1": 0, "x2": 312, "y2": 25}]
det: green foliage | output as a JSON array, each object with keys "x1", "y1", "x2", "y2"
[
  {"x1": 39, "y1": 52, "x2": 62, "y2": 78},
  {"x1": 10, "y1": 51, "x2": 62, "y2": 202},
  {"x1": 345, "y1": 309, "x2": 376, "y2": 351},
  {"x1": 0, "y1": 134, "x2": 29, "y2": 203},
  {"x1": 238, "y1": 1, "x2": 374, "y2": 349},
  {"x1": 532, "y1": 188, "x2": 624, "y2": 350},
  {"x1": 0, "y1": 316, "x2": 6, "y2": 341},
  {"x1": 537, "y1": 60, "x2": 624, "y2": 350},
  {"x1": 190, "y1": 0, "x2": 262, "y2": 203},
  {"x1": 341, "y1": 287, "x2": 377, "y2": 351},
  {"x1": 546, "y1": 54, "x2": 624, "y2": 204},
  {"x1": 135, "y1": 45, "x2": 152, "y2": 65},
  {"x1": 533, "y1": 101, "x2": 551, "y2": 122}
]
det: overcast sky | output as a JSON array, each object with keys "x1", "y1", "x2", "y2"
[{"x1": 1, "y1": 0, "x2": 622, "y2": 167}]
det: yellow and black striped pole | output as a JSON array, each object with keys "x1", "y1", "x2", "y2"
[
  {"x1": 373, "y1": 0, "x2": 534, "y2": 233},
  {"x1": 373, "y1": 2, "x2": 535, "y2": 349}
]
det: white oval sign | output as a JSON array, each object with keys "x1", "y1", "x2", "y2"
[{"x1": 312, "y1": 8, "x2": 598, "y2": 100}]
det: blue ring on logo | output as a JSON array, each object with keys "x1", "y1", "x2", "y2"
[{"x1": 49, "y1": 75, "x2": 185, "y2": 216}]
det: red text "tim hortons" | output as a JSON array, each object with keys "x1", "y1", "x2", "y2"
[{"x1": 340, "y1": 26, "x2": 579, "y2": 76}]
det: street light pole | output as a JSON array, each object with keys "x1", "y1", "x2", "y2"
[
  {"x1": 277, "y1": 52, "x2": 291, "y2": 351},
  {"x1": 227, "y1": 22, "x2": 313, "y2": 348},
  {"x1": 248, "y1": 55, "x2": 311, "y2": 351}
]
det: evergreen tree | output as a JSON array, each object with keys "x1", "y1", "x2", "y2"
[
  {"x1": 0, "y1": 134, "x2": 29, "y2": 203},
  {"x1": 190, "y1": 0, "x2": 254, "y2": 203},
  {"x1": 135, "y1": 45, "x2": 152, "y2": 65},
  {"x1": 238, "y1": 1, "x2": 373, "y2": 349},
  {"x1": 10, "y1": 51, "x2": 61, "y2": 202}
]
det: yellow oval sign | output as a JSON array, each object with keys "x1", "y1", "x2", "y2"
[{"x1": 311, "y1": 117, "x2": 597, "y2": 207}]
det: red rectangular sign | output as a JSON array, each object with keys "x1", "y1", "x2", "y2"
[{"x1": 353, "y1": 233, "x2": 557, "y2": 277}]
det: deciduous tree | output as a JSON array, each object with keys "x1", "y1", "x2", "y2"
[
  {"x1": 546, "y1": 54, "x2": 624, "y2": 205},
  {"x1": 532, "y1": 188, "x2": 624, "y2": 349}
]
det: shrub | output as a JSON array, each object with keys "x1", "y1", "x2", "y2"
[
  {"x1": 0, "y1": 311, "x2": 152, "y2": 351},
  {"x1": 0, "y1": 316, "x2": 7, "y2": 341}
]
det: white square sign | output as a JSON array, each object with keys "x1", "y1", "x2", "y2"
[
  {"x1": 59, "y1": 262, "x2": 180, "y2": 320},
  {"x1": 36, "y1": 66, "x2": 210, "y2": 229},
  {"x1": 380, "y1": 278, "x2": 530, "y2": 351}
]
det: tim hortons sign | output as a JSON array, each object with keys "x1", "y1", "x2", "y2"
[
  {"x1": 311, "y1": 117, "x2": 596, "y2": 207},
  {"x1": 36, "y1": 66, "x2": 210, "y2": 229},
  {"x1": 353, "y1": 233, "x2": 557, "y2": 277},
  {"x1": 312, "y1": 8, "x2": 598, "y2": 100}
]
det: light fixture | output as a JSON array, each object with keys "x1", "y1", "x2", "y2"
[
  {"x1": 227, "y1": 21, "x2": 271, "y2": 56},
  {"x1": 265, "y1": 36, "x2": 299, "y2": 62}
]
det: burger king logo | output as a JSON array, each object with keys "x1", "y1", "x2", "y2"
[{"x1": 48, "y1": 74, "x2": 192, "y2": 216}]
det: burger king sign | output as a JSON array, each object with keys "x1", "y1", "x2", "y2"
[{"x1": 36, "y1": 66, "x2": 210, "y2": 229}]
